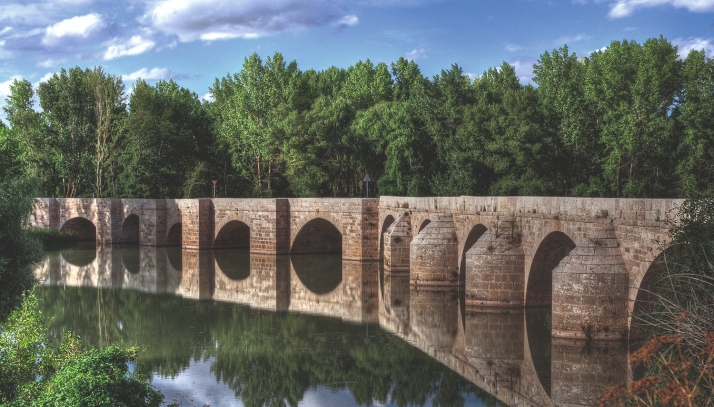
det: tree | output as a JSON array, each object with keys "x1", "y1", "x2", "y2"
[
  {"x1": 38, "y1": 67, "x2": 96, "y2": 198},
  {"x1": 211, "y1": 53, "x2": 301, "y2": 197},
  {"x1": 585, "y1": 38, "x2": 681, "y2": 197},
  {"x1": 119, "y1": 79, "x2": 211, "y2": 198},
  {"x1": 86, "y1": 67, "x2": 125, "y2": 198},
  {"x1": 677, "y1": 49, "x2": 714, "y2": 197},
  {"x1": 534, "y1": 45, "x2": 602, "y2": 196}
]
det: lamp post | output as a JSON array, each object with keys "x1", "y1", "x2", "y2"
[{"x1": 363, "y1": 173, "x2": 371, "y2": 198}]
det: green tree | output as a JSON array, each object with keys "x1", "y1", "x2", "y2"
[
  {"x1": 0, "y1": 179, "x2": 41, "y2": 322},
  {"x1": 534, "y1": 45, "x2": 602, "y2": 196},
  {"x1": 677, "y1": 49, "x2": 714, "y2": 197},
  {"x1": 37, "y1": 67, "x2": 96, "y2": 198},
  {"x1": 119, "y1": 79, "x2": 211, "y2": 198},
  {"x1": 585, "y1": 37, "x2": 681, "y2": 197},
  {"x1": 211, "y1": 53, "x2": 302, "y2": 197}
]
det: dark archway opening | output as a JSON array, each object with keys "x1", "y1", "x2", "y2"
[
  {"x1": 214, "y1": 220, "x2": 250, "y2": 248},
  {"x1": 291, "y1": 218, "x2": 342, "y2": 255},
  {"x1": 291, "y1": 253, "x2": 342, "y2": 294},
  {"x1": 460, "y1": 224, "x2": 488, "y2": 285},
  {"x1": 380, "y1": 215, "x2": 396, "y2": 259},
  {"x1": 418, "y1": 219, "x2": 431, "y2": 233},
  {"x1": 214, "y1": 249, "x2": 250, "y2": 281},
  {"x1": 60, "y1": 217, "x2": 96, "y2": 242},
  {"x1": 166, "y1": 223, "x2": 182, "y2": 246},
  {"x1": 121, "y1": 214, "x2": 140, "y2": 244},
  {"x1": 631, "y1": 250, "x2": 669, "y2": 341},
  {"x1": 526, "y1": 231, "x2": 576, "y2": 307}
]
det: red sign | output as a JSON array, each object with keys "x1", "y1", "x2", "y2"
[{"x1": 211, "y1": 180, "x2": 218, "y2": 186}]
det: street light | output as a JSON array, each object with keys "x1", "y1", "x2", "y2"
[{"x1": 363, "y1": 173, "x2": 371, "y2": 198}]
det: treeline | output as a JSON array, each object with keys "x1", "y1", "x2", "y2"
[{"x1": 2, "y1": 36, "x2": 713, "y2": 199}]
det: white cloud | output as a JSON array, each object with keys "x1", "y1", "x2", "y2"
[
  {"x1": 201, "y1": 92, "x2": 214, "y2": 102},
  {"x1": 337, "y1": 15, "x2": 359, "y2": 26},
  {"x1": 37, "y1": 58, "x2": 64, "y2": 67},
  {"x1": 0, "y1": 40, "x2": 11, "y2": 59},
  {"x1": 0, "y1": 75, "x2": 22, "y2": 100},
  {"x1": 42, "y1": 13, "x2": 106, "y2": 45},
  {"x1": 505, "y1": 43, "x2": 523, "y2": 52},
  {"x1": 147, "y1": 0, "x2": 354, "y2": 42},
  {"x1": 554, "y1": 34, "x2": 591, "y2": 45},
  {"x1": 104, "y1": 35, "x2": 155, "y2": 60},
  {"x1": 0, "y1": 27, "x2": 12, "y2": 36},
  {"x1": 510, "y1": 57, "x2": 537, "y2": 84},
  {"x1": 609, "y1": 0, "x2": 714, "y2": 18},
  {"x1": 673, "y1": 37, "x2": 714, "y2": 58},
  {"x1": 122, "y1": 67, "x2": 189, "y2": 82},
  {"x1": 404, "y1": 48, "x2": 427, "y2": 61}
]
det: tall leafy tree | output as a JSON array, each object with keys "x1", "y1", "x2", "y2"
[
  {"x1": 37, "y1": 67, "x2": 96, "y2": 198},
  {"x1": 585, "y1": 37, "x2": 681, "y2": 197},
  {"x1": 119, "y1": 79, "x2": 211, "y2": 198},
  {"x1": 677, "y1": 49, "x2": 714, "y2": 197}
]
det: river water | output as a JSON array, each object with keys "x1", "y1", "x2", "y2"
[{"x1": 34, "y1": 246, "x2": 631, "y2": 407}]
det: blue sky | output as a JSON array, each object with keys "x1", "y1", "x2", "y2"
[{"x1": 0, "y1": 0, "x2": 713, "y2": 105}]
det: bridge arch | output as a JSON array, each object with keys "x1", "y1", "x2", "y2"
[
  {"x1": 630, "y1": 246, "x2": 672, "y2": 337},
  {"x1": 459, "y1": 224, "x2": 488, "y2": 283},
  {"x1": 417, "y1": 219, "x2": 431, "y2": 233},
  {"x1": 121, "y1": 214, "x2": 140, "y2": 244},
  {"x1": 379, "y1": 215, "x2": 396, "y2": 258},
  {"x1": 526, "y1": 231, "x2": 576, "y2": 307},
  {"x1": 166, "y1": 222, "x2": 182, "y2": 246},
  {"x1": 60, "y1": 217, "x2": 96, "y2": 242},
  {"x1": 291, "y1": 217, "x2": 342, "y2": 255}
]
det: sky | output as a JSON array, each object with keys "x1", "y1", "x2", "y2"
[{"x1": 0, "y1": 0, "x2": 713, "y2": 109}]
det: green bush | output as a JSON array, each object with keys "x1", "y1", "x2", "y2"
[
  {"x1": 0, "y1": 293, "x2": 166, "y2": 407},
  {"x1": 27, "y1": 228, "x2": 76, "y2": 250}
]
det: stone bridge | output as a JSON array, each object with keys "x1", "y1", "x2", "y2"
[{"x1": 31, "y1": 195, "x2": 682, "y2": 340}]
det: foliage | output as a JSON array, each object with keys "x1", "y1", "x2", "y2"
[
  {"x1": 0, "y1": 178, "x2": 41, "y2": 322},
  {"x1": 598, "y1": 333, "x2": 714, "y2": 407},
  {"x1": 0, "y1": 293, "x2": 165, "y2": 407},
  {"x1": 27, "y1": 228, "x2": 76, "y2": 250},
  {"x1": 3, "y1": 38, "x2": 714, "y2": 199}
]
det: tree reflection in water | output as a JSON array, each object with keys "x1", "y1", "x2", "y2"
[{"x1": 36, "y1": 284, "x2": 501, "y2": 407}]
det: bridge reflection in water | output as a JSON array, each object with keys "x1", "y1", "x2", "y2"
[{"x1": 36, "y1": 246, "x2": 630, "y2": 407}]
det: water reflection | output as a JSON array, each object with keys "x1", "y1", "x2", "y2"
[{"x1": 35, "y1": 245, "x2": 632, "y2": 407}]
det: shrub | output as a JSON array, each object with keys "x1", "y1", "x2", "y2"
[{"x1": 0, "y1": 293, "x2": 166, "y2": 407}]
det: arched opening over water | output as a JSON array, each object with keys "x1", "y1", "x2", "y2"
[
  {"x1": 166, "y1": 223, "x2": 182, "y2": 246},
  {"x1": 121, "y1": 214, "x2": 140, "y2": 244},
  {"x1": 291, "y1": 253, "x2": 342, "y2": 294},
  {"x1": 214, "y1": 220, "x2": 250, "y2": 249},
  {"x1": 418, "y1": 219, "x2": 431, "y2": 233},
  {"x1": 631, "y1": 248, "x2": 672, "y2": 340},
  {"x1": 460, "y1": 224, "x2": 488, "y2": 284},
  {"x1": 291, "y1": 218, "x2": 342, "y2": 255},
  {"x1": 380, "y1": 215, "x2": 396, "y2": 259},
  {"x1": 526, "y1": 231, "x2": 575, "y2": 308},
  {"x1": 60, "y1": 217, "x2": 96, "y2": 242}
]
